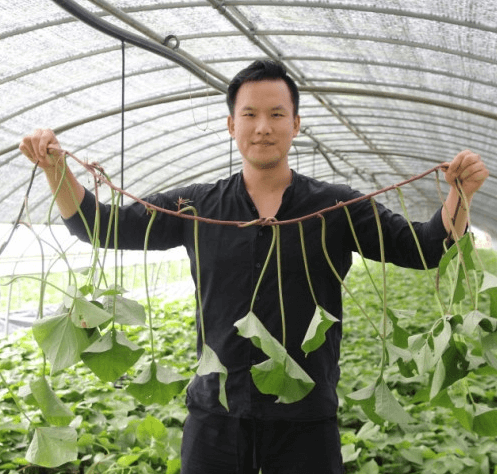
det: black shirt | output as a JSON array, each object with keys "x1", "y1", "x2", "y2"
[{"x1": 64, "y1": 171, "x2": 449, "y2": 420}]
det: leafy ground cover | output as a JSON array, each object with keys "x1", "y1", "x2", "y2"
[{"x1": 1, "y1": 250, "x2": 496, "y2": 473}]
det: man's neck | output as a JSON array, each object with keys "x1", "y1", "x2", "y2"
[{"x1": 242, "y1": 162, "x2": 293, "y2": 196}]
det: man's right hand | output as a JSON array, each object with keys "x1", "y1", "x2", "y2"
[
  {"x1": 19, "y1": 129, "x2": 65, "y2": 170},
  {"x1": 19, "y1": 129, "x2": 85, "y2": 219}
]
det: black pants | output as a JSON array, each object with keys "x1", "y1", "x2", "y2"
[{"x1": 181, "y1": 410, "x2": 344, "y2": 474}]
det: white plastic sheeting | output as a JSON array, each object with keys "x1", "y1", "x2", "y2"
[{"x1": 0, "y1": 0, "x2": 496, "y2": 237}]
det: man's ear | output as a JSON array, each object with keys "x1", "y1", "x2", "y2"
[
  {"x1": 293, "y1": 114, "x2": 301, "y2": 138},
  {"x1": 227, "y1": 115, "x2": 235, "y2": 137}
]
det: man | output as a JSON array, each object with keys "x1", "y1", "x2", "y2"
[{"x1": 20, "y1": 60, "x2": 488, "y2": 474}]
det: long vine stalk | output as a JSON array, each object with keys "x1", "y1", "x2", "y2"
[{"x1": 319, "y1": 215, "x2": 381, "y2": 339}]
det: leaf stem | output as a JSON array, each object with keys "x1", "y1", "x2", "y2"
[
  {"x1": 178, "y1": 205, "x2": 206, "y2": 345},
  {"x1": 250, "y1": 226, "x2": 277, "y2": 312},
  {"x1": 396, "y1": 187, "x2": 446, "y2": 316},
  {"x1": 276, "y1": 225, "x2": 286, "y2": 348},
  {"x1": 320, "y1": 216, "x2": 381, "y2": 338},
  {"x1": 298, "y1": 222, "x2": 318, "y2": 306},
  {"x1": 342, "y1": 206, "x2": 382, "y2": 301},
  {"x1": 0, "y1": 371, "x2": 32, "y2": 424},
  {"x1": 370, "y1": 199, "x2": 388, "y2": 375},
  {"x1": 144, "y1": 209, "x2": 157, "y2": 360}
]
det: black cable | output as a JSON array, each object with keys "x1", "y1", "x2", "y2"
[{"x1": 120, "y1": 40, "x2": 125, "y2": 285}]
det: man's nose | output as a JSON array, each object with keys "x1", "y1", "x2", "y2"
[{"x1": 255, "y1": 116, "x2": 271, "y2": 134}]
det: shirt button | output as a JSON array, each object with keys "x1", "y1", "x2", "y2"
[
  {"x1": 255, "y1": 295, "x2": 260, "y2": 301},
  {"x1": 255, "y1": 262, "x2": 261, "y2": 269},
  {"x1": 251, "y1": 206, "x2": 257, "y2": 212},
  {"x1": 258, "y1": 230, "x2": 263, "y2": 237}
]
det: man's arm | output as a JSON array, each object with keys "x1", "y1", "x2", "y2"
[
  {"x1": 19, "y1": 129, "x2": 84, "y2": 219},
  {"x1": 441, "y1": 149, "x2": 489, "y2": 239}
]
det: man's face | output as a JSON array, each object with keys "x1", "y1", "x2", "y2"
[{"x1": 227, "y1": 80, "x2": 300, "y2": 171}]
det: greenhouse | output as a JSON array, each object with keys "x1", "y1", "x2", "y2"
[{"x1": 1, "y1": 1, "x2": 496, "y2": 472}]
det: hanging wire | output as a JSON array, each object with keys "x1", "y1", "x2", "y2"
[{"x1": 120, "y1": 41, "x2": 125, "y2": 285}]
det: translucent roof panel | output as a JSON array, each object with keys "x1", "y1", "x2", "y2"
[{"x1": 0, "y1": 0, "x2": 495, "y2": 239}]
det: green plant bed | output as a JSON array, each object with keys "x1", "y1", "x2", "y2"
[
  {"x1": 1, "y1": 249, "x2": 497, "y2": 473},
  {"x1": 0, "y1": 297, "x2": 196, "y2": 474}
]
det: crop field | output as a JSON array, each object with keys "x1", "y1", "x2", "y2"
[{"x1": 1, "y1": 248, "x2": 496, "y2": 473}]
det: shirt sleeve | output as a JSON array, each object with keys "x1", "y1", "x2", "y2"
[
  {"x1": 340, "y1": 187, "x2": 450, "y2": 269},
  {"x1": 62, "y1": 187, "x2": 186, "y2": 251}
]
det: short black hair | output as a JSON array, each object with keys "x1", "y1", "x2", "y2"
[{"x1": 227, "y1": 60, "x2": 299, "y2": 117}]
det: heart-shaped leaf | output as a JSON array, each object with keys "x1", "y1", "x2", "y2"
[
  {"x1": 301, "y1": 305, "x2": 339, "y2": 355},
  {"x1": 234, "y1": 311, "x2": 286, "y2": 362},
  {"x1": 235, "y1": 311, "x2": 315, "y2": 403},
  {"x1": 127, "y1": 360, "x2": 189, "y2": 406},
  {"x1": 251, "y1": 357, "x2": 315, "y2": 403},
  {"x1": 81, "y1": 330, "x2": 144, "y2": 382},
  {"x1": 25, "y1": 426, "x2": 77, "y2": 468},
  {"x1": 103, "y1": 295, "x2": 147, "y2": 326},
  {"x1": 32, "y1": 313, "x2": 93, "y2": 374},
  {"x1": 30, "y1": 377, "x2": 74, "y2": 427},
  {"x1": 473, "y1": 408, "x2": 497, "y2": 436},
  {"x1": 197, "y1": 344, "x2": 229, "y2": 411},
  {"x1": 438, "y1": 233, "x2": 475, "y2": 305},
  {"x1": 346, "y1": 378, "x2": 412, "y2": 425},
  {"x1": 71, "y1": 297, "x2": 113, "y2": 328}
]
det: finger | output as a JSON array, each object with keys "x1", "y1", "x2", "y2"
[
  {"x1": 448, "y1": 149, "x2": 472, "y2": 173},
  {"x1": 37, "y1": 129, "x2": 54, "y2": 159},
  {"x1": 19, "y1": 138, "x2": 37, "y2": 162},
  {"x1": 458, "y1": 162, "x2": 485, "y2": 181}
]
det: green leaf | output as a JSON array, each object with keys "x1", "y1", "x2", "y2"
[
  {"x1": 301, "y1": 305, "x2": 339, "y2": 355},
  {"x1": 251, "y1": 357, "x2": 315, "y2": 404},
  {"x1": 481, "y1": 332, "x2": 497, "y2": 370},
  {"x1": 30, "y1": 377, "x2": 74, "y2": 427},
  {"x1": 386, "y1": 308, "x2": 414, "y2": 348},
  {"x1": 167, "y1": 458, "x2": 182, "y2": 474},
  {"x1": 136, "y1": 415, "x2": 166, "y2": 444},
  {"x1": 127, "y1": 360, "x2": 189, "y2": 406},
  {"x1": 461, "y1": 310, "x2": 497, "y2": 335},
  {"x1": 341, "y1": 444, "x2": 362, "y2": 463},
  {"x1": 410, "y1": 335, "x2": 434, "y2": 375},
  {"x1": 117, "y1": 453, "x2": 142, "y2": 467},
  {"x1": 346, "y1": 379, "x2": 412, "y2": 425},
  {"x1": 473, "y1": 409, "x2": 497, "y2": 436},
  {"x1": 430, "y1": 344, "x2": 469, "y2": 399},
  {"x1": 81, "y1": 330, "x2": 145, "y2": 382},
  {"x1": 25, "y1": 426, "x2": 77, "y2": 468},
  {"x1": 197, "y1": 344, "x2": 229, "y2": 411},
  {"x1": 234, "y1": 311, "x2": 286, "y2": 362},
  {"x1": 235, "y1": 311, "x2": 315, "y2": 403},
  {"x1": 71, "y1": 297, "x2": 113, "y2": 328},
  {"x1": 103, "y1": 295, "x2": 147, "y2": 326},
  {"x1": 479, "y1": 270, "x2": 497, "y2": 293},
  {"x1": 18, "y1": 384, "x2": 38, "y2": 406},
  {"x1": 432, "y1": 319, "x2": 452, "y2": 364},
  {"x1": 345, "y1": 383, "x2": 384, "y2": 425},
  {"x1": 438, "y1": 233, "x2": 475, "y2": 305},
  {"x1": 93, "y1": 284, "x2": 126, "y2": 299},
  {"x1": 32, "y1": 313, "x2": 92, "y2": 374},
  {"x1": 374, "y1": 379, "x2": 413, "y2": 425},
  {"x1": 431, "y1": 389, "x2": 474, "y2": 432},
  {"x1": 400, "y1": 448, "x2": 424, "y2": 466}
]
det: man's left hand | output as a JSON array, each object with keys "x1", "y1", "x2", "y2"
[{"x1": 443, "y1": 150, "x2": 489, "y2": 199}]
